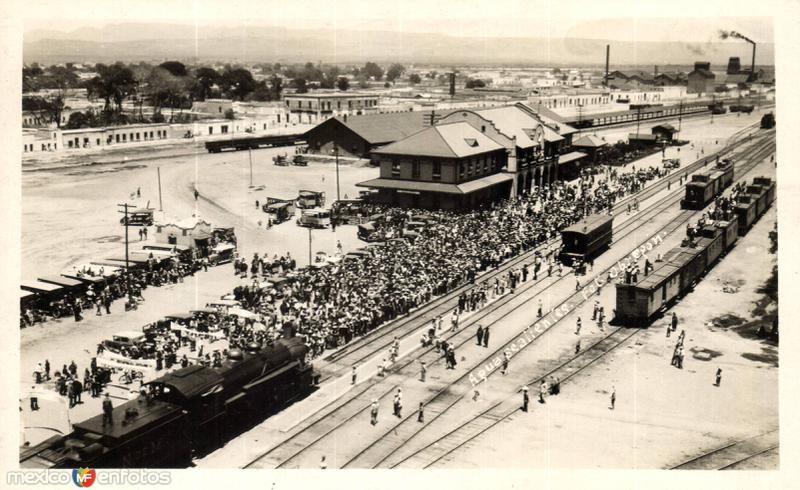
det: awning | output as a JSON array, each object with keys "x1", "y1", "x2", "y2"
[
  {"x1": 457, "y1": 173, "x2": 514, "y2": 194},
  {"x1": 357, "y1": 173, "x2": 513, "y2": 196},
  {"x1": 558, "y1": 151, "x2": 588, "y2": 166}
]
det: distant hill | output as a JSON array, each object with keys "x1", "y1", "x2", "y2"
[{"x1": 23, "y1": 23, "x2": 775, "y2": 67}]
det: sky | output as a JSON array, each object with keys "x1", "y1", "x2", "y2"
[{"x1": 18, "y1": 0, "x2": 775, "y2": 43}]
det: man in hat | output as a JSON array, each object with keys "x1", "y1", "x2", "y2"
[
  {"x1": 351, "y1": 365, "x2": 358, "y2": 385},
  {"x1": 417, "y1": 402, "x2": 425, "y2": 423},
  {"x1": 715, "y1": 368, "x2": 723, "y2": 387},
  {"x1": 370, "y1": 399, "x2": 379, "y2": 425},
  {"x1": 419, "y1": 361, "x2": 427, "y2": 383},
  {"x1": 476, "y1": 325, "x2": 484, "y2": 346},
  {"x1": 483, "y1": 326, "x2": 490, "y2": 347},
  {"x1": 610, "y1": 386, "x2": 616, "y2": 410},
  {"x1": 501, "y1": 351, "x2": 510, "y2": 375}
]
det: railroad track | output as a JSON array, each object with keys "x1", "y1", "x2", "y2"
[
  {"x1": 669, "y1": 429, "x2": 779, "y2": 470},
  {"x1": 241, "y1": 130, "x2": 774, "y2": 469},
  {"x1": 340, "y1": 135, "x2": 776, "y2": 469},
  {"x1": 316, "y1": 122, "x2": 765, "y2": 383}
]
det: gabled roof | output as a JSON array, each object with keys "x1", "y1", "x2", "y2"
[
  {"x1": 308, "y1": 111, "x2": 430, "y2": 145},
  {"x1": 517, "y1": 102, "x2": 577, "y2": 136},
  {"x1": 573, "y1": 134, "x2": 608, "y2": 148},
  {"x1": 373, "y1": 122, "x2": 504, "y2": 158},
  {"x1": 474, "y1": 105, "x2": 543, "y2": 149}
]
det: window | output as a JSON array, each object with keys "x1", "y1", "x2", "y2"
[
  {"x1": 432, "y1": 161, "x2": 442, "y2": 180},
  {"x1": 209, "y1": 127, "x2": 214, "y2": 135},
  {"x1": 96, "y1": 138, "x2": 100, "y2": 146},
  {"x1": 391, "y1": 160, "x2": 401, "y2": 177},
  {"x1": 150, "y1": 131, "x2": 154, "y2": 138},
  {"x1": 182, "y1": 230, "x2": 187, "y2": 236},
  {"x1": 136, "y1": 132, "x2": 140, "y2": 140},
  {"x1": 483, "y1": 156, "x2": 489, "y2": 173},
  {"x1": 467, "y1": 158, "x2": 474, "y2": 176},
  {"x1": 412, "y1": 160, "x2": 420, "y2": 178},
  {"x1": 122, "y1": 134, "x2": 127, "y2": 141},
  {"x1": 221, "y1": 125, "x2": 228, "y2": 134}
]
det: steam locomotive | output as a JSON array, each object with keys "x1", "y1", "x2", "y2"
[{"x1": 20, "y1": 338, "x2": 316, "y2": 468}]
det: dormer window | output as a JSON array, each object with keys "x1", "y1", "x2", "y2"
[{"x1": 464, "y1": 138, "x2": 478, "y2": 147}]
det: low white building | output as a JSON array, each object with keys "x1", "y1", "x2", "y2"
[{"x1": 153, "y1": 214, "x2": 213, "y2": 250}]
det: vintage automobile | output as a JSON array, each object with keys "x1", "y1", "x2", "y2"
[
  {"x1": 662, "y1": 158, "x2": 681, "y2": 169},
  {"x1": 297, "y1": 209, "x2": 332, "y2": 229},
  {"x1": 292, "y1": 155, "x2": 309, "y2": 166},
  {"x1": 273, "y1": 154, "x2": 290, "y2": 166},
  {"x1": 296, "y1": 190, "x2": 326, "y2": 209},
  {"x1": 208, "y1": 243, "x2": 236, "y2": 265},
  {"x1": 120, "y1": 207, "x2": 154, "y2": 226}
]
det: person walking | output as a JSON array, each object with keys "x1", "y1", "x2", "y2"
[
  {"x1": 539, "y1": 380, "x2": 547, "y2": 404},
  {"x1": 671, "y1": 312, "x2": 678, "y2": 332},
  {"x1": 521, "y1": 386, "x2": 529, "y2": 412},
  {"x1": 420, "y1": 361, "x2": 427, "y2": 382},
  {"x1": 501, "y1": 352, "x2": 509, "y2": 375},
  {"x1": 451, "y1": 309, "x2": 459, "y2": 332},
  {"x1": 537, "y1": 299, "x2": 543, "y2": 319},
  {"x1": 482, "y1": 326, "x2": 490, "y2": 348},
  {"x1": 666, "y1": 325, "x2": 671, "y2": 338},
  {"x1": 370, "y1": 399, "x2": 379, "y2": 426},
  {"x1": 575, "y1": 339, "x2": 581, "y2": 354},
  {"x1": 319, "y1": 456, "x2": 327, "y2": 469},
  {"x1": 575, "y1": 317, "x2": 582, "y2": 335},
  {"x1": 610, "y1": 386, "x2": 616, "y2": 410},
  {"x1": 476, "y1": 325, "x2": 484, "y2": 346},
  {"x1": 102, "y1": 393, "x2": 113, "y2": 425},
  {"x1": 29, "y1": 386, "x2": 39, "y2": 411},
  {"x1": 351, "y1": 366, "x2": 358, "y2": 385},
  {"x1": 417, "y1": 403, "x2": 425, "y2": 423},
  {"x1": 715, "y1": 368, "x2": 722, "y2": 387}
]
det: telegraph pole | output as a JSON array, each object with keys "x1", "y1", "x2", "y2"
[
  {"x1": 334, "y1": 142, "x2": 341, "y2": 201},
  {"x1": 248, "y1": 147, "x2": 254, "y2": 188},
  {"x1": 117, "y1": 203, "x2": 133, "y2": 304},
  {"x1": 308, "y1": 227, "x2": 313, "y2": 266},
  {"x1": 157, "y1": 167, "x2": 163, "y2": 212},
  {"x1": 677, "y1": 99, "x2": 684, "y2": 134}
]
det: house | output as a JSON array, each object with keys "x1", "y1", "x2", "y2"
[
  {"x1": 153, "y1": 214, "x2": 213, "y2": 254},
  {"x1": 651, "y1": 124, "x2": 678, "y2": 143},
  {"x1": 284, "y1": 92, "x2": 380, "y2": 124}
]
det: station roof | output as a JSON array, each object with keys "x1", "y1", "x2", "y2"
[
  {"x1": 373, "y1": 121, "x2": 504, "y2": 158},
  {"x1": 310, "y1": 111, "x2": 430, "y2": 145},
  {"x1": 558, "y1": 151, "x2": 588, "y2": 165}
]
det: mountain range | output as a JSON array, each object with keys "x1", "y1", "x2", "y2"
[{"x1": 24, "y1": 23, "x2": 775, "y2": 67}]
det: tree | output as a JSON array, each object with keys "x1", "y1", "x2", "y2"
[
  {"x1": 336, "y1": 77, "x2": 350, "y2": 91},
  {"x1": 385, "y1": 63, "x2": 405, "y2": 83},
  {"x1": 43, "y1": 92, "x2": 66, "y2": 128},
  {"x1": 192, "y1": 67, "x2": 220, "y2": 101},
  {"x1": 291, "y1": 77, "x2": 308, "y2": 93},
  {"x1": 159, "y1": 61, "x2": 188, "y2": 77},
  {"x1": 362, "y1": 62, "x2": 384, "y2": 81},
  {"x1": 408, "y1": 73, "x2": 422, "y2": 85},
  {"x1": 269, "y1": 75, "x2": 283, "y2": 99},
  {"x1": 465, "y1": 78, "x2": 486, "y2": 89},
  {"x1": 94, "y1": 63, "x2": 136, "y2": 113},
  {"x1": 220, "y1": 68, "x2": 257, "y2": 101}
]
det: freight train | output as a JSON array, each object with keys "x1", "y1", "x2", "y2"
[
  {"x1": 680, "y1": 158, "x2": 735, "y2": 210},
  {"x1": 20, "y1": 338, "x2": 316, "y2": 468},
  {"x1": 615, "y1": 176, "x2": 774, "y2": 326}
]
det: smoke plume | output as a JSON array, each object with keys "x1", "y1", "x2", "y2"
[{"x1": 719, "y1": 30, "x2": 755, "y2": 45}]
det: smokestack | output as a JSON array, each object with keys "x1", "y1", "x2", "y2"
[
  {"x1": 449, "y1": 73, "x2": 456, "y2": 97},
  {"x1": 751, "y1": 43, "x2": 756, "y2": 81},
  {"x1": 604, "y1": 45, "x2": 610, "y2": 87},
  {"x1": 654, "y1": 65, "x2": 658, "y2": 77}
]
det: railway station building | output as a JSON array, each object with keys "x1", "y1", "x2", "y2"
[{"x1": 357, "y1": 121, "x2": 512, "y2": 209}]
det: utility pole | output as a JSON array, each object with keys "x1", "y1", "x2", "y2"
[
  {"x1": 248, "y1": 147, "x2": 254, "y2": 188},
  {"x1": 334, "y1": 141, "x2": 341, "y2": 201},
  {"x1": 677, "y1": 99, "x2": 684, "y2": 134},
  {"x1": 308, "y1": 227, "x2": 312, "y2": 266},
  {"x1": 635, "y1": 106, "x2": 642, "y2": 135},
  {"x1": 576, "y1": 102, "x2": 583, "y2": 136},
  {"x1": 157, "y1": 167, "x2": 163, "y2": 212},
  {"x1": 117, "y1": 203, "x2": 133, "y2": 304}
]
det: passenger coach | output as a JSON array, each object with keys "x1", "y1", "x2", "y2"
[{"x1": 559, "y1": 213, "x2": 613, "y2": 266}]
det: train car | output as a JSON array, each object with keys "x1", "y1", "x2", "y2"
[
  {"x1": 615, "y1": 263, "x2": 681, "y2": 326},
  {"x1": 696, "y1": 226, "x2": 725, "y2": 267},
  {"x1": 734, "y1": 194, "x2": 757, "y2": 235},
  {"x1": 716, "y1": 159, "x2": 735, "y2": 189},
  {"x1": 674, "y1": 246, "x2": 707, "y2": 292},
  {"x1": 20, "y1": 338, "x2": 315, "y2": 469},
  {"x1": 559, "y1": 213, "x2": 614, "y2": 265},
  {"x1": 715, "y1": 219, "x2": 739, "y2": 251},
  {"x1": 752, "y1": 177, "x2": 775, "y2": 206},
  {"x1": 761, "y1": 113, "x2": 775, "y2": 129},
  {"x1": 682, "y1": 179, "x2": 713, "y2": 210},
  {"x1": 746, "y1": 184, "x2": 767, "y2": 219}
]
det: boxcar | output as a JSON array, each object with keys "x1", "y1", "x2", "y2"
[
  {"x1": 696, "y1": 227, "x2": 724, "y2": 267},
  {"x1": 674, "y1": 247, "x2": 707, "y2": 291},
  {"x1": 715, "y1": 219, "x2": 739, "y2": 251},
  {"x1": 745, "y1": 185, "x2": 766, "y2": 219},
  {"x1": 559, "y1": 213, "x2": 614, "y2": 265},
  {"x1": 752, "y1": 177, "x2": 775, "y2": 206},
  {"x1": 734, "y1": 196, "x2": 757, "y2": 235}
]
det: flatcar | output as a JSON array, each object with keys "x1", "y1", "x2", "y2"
[
  {"x1": 559, "y1": 213, "x2": 614, "y2": 266},
  {"x1": 20, "y1": 338, "x2": 315, "y2": 469}
]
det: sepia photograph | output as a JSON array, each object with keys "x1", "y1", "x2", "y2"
[{"x1": 0, "y1": 0, "x2": 796, "y2": 487}]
